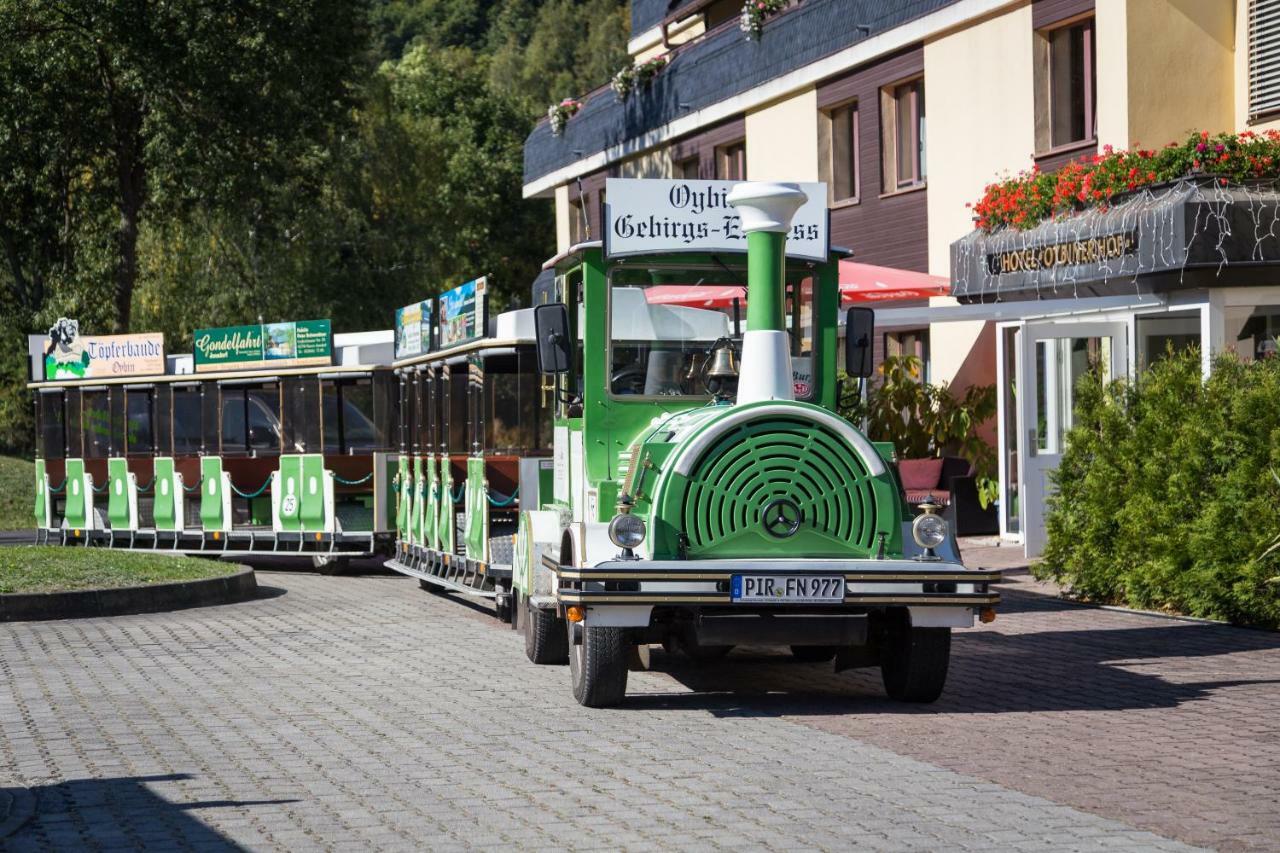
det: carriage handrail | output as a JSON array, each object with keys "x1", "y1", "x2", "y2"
[
  {"x1": 230, "y1": 476, "x2": 273, "y2": 499},
  {"x1": 487, "y1": 486, "x2": 519, "y2": 507}
]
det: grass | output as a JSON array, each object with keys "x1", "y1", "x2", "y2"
[
  {"x1": 0, "y1": 455, "x2": 34, "y2": 531},
  {"x1": 0, "y1": 546, "x2": 240, "y2": 594}
]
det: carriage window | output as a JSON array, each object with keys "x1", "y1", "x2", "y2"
[
  {"x1": 173, "y1": 386, "x2": 202, "y2": 454},
  {"x1": 284, "y1": 376, "x2": 321, "y2": 453},
  {"x1": 607, "y1": 264, "x2": 816, "y2": 400},
  {"x1": 39, "y1": 392, "x2": 65, "y2": 460},
  {"x1": 82, "y1": 390, "x2": 110, "y2": 458},
  {"x1": 374, "y1": 372, "x2": 398, "y2": 452},
  {"x1": 448, "y1": 363, "x2": 467, "y2": 452},
  {"x1": 200, "y1": 383, "x2": 219, "y2": 454},
  {"x1": 65, "y1": 390, "x2": 83, "y2": 458},
  {"x1": 322, "y1": 378, "x2": 382, "y2": 454},
  {"x1": 125, "y1": 389, "x2": 154, "y2": 455},
  {"x1": 153, "y1": 385, "x2": 172, "y2": 456},
  {"x1": 221, "y1": 384, "x2": 281, "y2": 454},
  {"x1": 485, "y1": 351, "x2": 550, "y2": 454}
]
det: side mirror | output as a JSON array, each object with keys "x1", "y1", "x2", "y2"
[
  {"x1": 845, "y1": 307, "x2": 875, "y2": 379},
  {"x1": 534, "y1": 303, "x2": 572, "y2": 375}
]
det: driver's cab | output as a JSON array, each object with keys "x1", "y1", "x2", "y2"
[{"x1": 534, "y1": 241, "x2": 846, "y2": 522}]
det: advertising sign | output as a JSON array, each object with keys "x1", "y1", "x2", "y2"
[
  {"x1": 194, "y1": 319, "x2": 331, "y2": 372},
  {"x1": 438, "y1": 276, "x2": 488, "y2": 349},
  {"x1": 604, "y1": 179, "x2": 830, "y2": 262},
  {"x1": 395, "y1": 298, "x2": 433, "y2": 359},
  {"x1": 42, "y1": 318, "x2": 165, "y2": 381}
]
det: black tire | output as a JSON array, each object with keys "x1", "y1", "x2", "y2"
[
  {"x1": 790, "y1": 645, "x2": 837, "y2": 663},
  {"x1": 570, "y1": 625, "x2": 629, "y2": 708},
  {"x1": 880, "y1": 615, "x2": 951, "y2": 703},
  {"x1": 524, "y1": 598, "x2": 568, "y2": 665},
  {"x1": 312, "y1": 555, "x2": 350, "y2": 576}
]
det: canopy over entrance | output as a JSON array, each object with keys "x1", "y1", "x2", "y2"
[{"x1": 640, "y1": 263, "x2": 948, "y2": 309}]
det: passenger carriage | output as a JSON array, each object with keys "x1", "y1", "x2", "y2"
[{"x1": 28, "y1": 326, "x2": 398, "y2": 567}]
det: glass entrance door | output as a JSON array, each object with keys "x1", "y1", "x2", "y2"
[{"x1": 1018, "y1": 322, "x2": 1127, "y2": 558}]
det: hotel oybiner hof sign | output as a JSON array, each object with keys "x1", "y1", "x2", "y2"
[
  {"x1": 985, "y1": 231, "x2": 1137, "y2": 276},
  {"x1": 604, "y1": 179, "x2": 830, "y2": 262},
  {"x1": 193, "y1": 319, "x2": 332, "y2": 373}
]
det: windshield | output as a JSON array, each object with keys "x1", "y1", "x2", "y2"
[{"x1": 607, "y1": 264, "x2": 816, "y2": 400}]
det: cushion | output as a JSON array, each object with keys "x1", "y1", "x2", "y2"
[
  {"x1": 898, "y1": 457, "x2": 944, "y2": 491},
  {"x1": 905, "y1": 489, "x2": 950, "y2": 506}
]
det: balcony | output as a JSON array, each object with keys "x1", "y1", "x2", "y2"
[{"x1": 523, "y1": 0, "x2": 960, "y2": 192}]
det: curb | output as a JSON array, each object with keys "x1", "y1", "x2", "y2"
[{"x1": 0, "y1": 567, "x2": 258, "y2": 622}]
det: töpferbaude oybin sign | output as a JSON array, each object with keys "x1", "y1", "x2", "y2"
[
  {"x1": 604, "y1": 179, "x2": 830, "y2": 262},
  {"x1": 42, "y1": 318, "x2": 165, "y2": 380},
  {"x1": 438, "y1": 277, "x2": 487, "y2": 349},
  {"x1": 395, "y1": 298, "x2": 433, "y2": 358},
  {"x1": 194, "y1": 319, "x2": 332, "y2": 373}
]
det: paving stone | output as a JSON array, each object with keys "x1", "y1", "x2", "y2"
[{"x1": 0, "y1": 560, "x2": 1258, "y2": 851}]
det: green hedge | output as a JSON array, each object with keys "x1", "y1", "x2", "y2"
[{"x1": 1038, "y1": 349, "x2": 1280, "y2": 627}]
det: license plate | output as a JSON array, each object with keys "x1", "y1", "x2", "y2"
[{"x1": 730, "y1": 575, "x2": 845, "y2": 604}]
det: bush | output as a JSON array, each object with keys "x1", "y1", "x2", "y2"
[{"x1": 1039, "y1": 349, "x2": 1280, "y2": 627}]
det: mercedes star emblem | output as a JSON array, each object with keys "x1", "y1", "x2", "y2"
[{"x1": 761, "y1": 497, "x2": 803, "y2": 538}]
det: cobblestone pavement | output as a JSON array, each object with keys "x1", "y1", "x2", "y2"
[{"x1": 0, "y1": 549, "x2": 1274, "y2": 851}]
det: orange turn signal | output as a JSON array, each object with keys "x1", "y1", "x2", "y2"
[
  {"x1": 979, "y1": 606, "x2": 996, "y2": 624},
  {"x1": 212, "y1": 531, "x2": 221, "y2": 541},
  {"x1": 315, "y1": 532, "x2": 322, "y2": 541},
  {"x1": 566, "y1": 605, "x2": 585, "y2": 623}
]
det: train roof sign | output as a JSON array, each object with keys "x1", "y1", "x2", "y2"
[
  {"x1": 438, "y1": 276, "x2": 488, "y2": 349},
  {"x1": 395, "y1": 298, "x2": 434, "y2": 359},
  {"x1": 604, "y1": 179, "x2": 830, "y2": 262},
  {"x1": 37, "y1": 318, "x2": 165, "y2": 381},
  {"x1": 194, "y1": 319, "x2": 332, "y2": 373}
]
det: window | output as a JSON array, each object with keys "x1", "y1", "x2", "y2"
[
  {"x1": 1226, "y1": 304, "x2": 1280, "y2": 361},
  {"x1": 82, "y1": 390, "x2": 110, "y2": 459},
  {"x1": 1250, "y1": 0, "x2": 1280, "y2": 120},
  {"x1": 1038, "y1": 17, "x2": 1096, "y2": 149},
  {"x1": 568, "y1": 197, "x2": 587, "y2": 245},
  {"x1": 674, "y1": 156, "x2": 700, "y2": 180},
  {"x1": 885, "y1": 329, "x2": 929, "y2": 379},
  {"x1": 829, "y1": 102, "x2": 860, "y2": 203},
  {"x1": 38, "y1": 391, "x2": 65, "y2": 460},
  {"x1": 124, "y1": 389, "x2": 153, "y2": 455},
  {"x1": 220, "y1": 384, "x2": 281, "y2": 454},
  {"x1": 881, "y1": 78, "x2": 925, "y2": 191},
  {"x1": 172, "y1": 386, "x2": 202, "y2": 454},
  {"x1": 715, "y1": 141, "x2": 746, "y2": 180},
  {"x1": 322, "y1": 378, "x2": 383, "y2": 454}
]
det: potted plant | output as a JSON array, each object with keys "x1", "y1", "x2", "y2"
[{"x1": 547, "y1": 98, "x2": 582, "y2": 136}]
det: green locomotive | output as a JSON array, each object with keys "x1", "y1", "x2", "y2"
[{"x1": 503, "y1": 180, "x2": 1000, "y2": 706}]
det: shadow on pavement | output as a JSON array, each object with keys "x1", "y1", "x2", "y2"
[
  {"x1": 625, "y1": 588, "x2": 1280, "y2": 716},
  {"x1": 2, "y1": 774, "x2": 298, "y2": 850}
]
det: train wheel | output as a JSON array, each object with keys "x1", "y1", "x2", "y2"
[
  {"x1": 312, "y1": 555, "x2": 350, "y2": 576},
  {"x1": 880, "y1": 614, "x2": 950, "y2": 703},
  {"x1": 570, "y1": 625, "x2": 628, "y2": 708},
  {"x1": 523, "y1": 598, "x2": 568, "y2": 665},
  {"x1": 790, "y1": 645, "x2": 837, "y2": 663}
]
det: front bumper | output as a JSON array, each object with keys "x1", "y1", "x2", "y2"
[{"x1": 544, "y1": 555, "x2": 1001, "y2": 608}]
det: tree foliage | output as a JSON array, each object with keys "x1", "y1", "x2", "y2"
[
  {"x1": 1040, "y1": 349, "x2": 1280, "y2": 627},
  {"x1": 0, "y1": 0, "x2": 629, "y2": 454}
]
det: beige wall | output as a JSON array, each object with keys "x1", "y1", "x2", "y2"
[
  {"x1": 1100, "y1": 0, "x2": 1234, "y2": 147},
  {"x1": 744, "y1": 88, "x2": 820, "y2": 182},
  {"x1": 554, "y1": 184, "x2": 571, "y2": 254},
  {"x1": 923, "y1": 4, "x2": 1036, "y2": 279},
  {"x1": 618, "y1": 149, "x2": 674, "y2": 179}
]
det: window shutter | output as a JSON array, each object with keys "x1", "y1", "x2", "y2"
[{"x1": 1250, "y1": 0, "x2": 1280, "y2": 120}]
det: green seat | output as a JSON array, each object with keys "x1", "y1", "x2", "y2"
[
  {"x1": 152, "y1": 457, "x2": 184, "y2": 533},
  {"x1": 273, "y1": 454, "x2": 333, "y2": 534},
  {"x1": 107, "y1": 458, "x2": 139, "y2": 534},
  {"x1": 408, "y1": 456, "x2": 423, "y2": 545},
  {"x1": 395, "y1": 456, "x2": 410, "y2": 540},
  {"x1": 424, "y1": 454, "x2": 438, "y2": 551},
  {"x1": 199, "y1": 456, "x2": 233, "y2": 532},
  {"x1": 464, "y1": 456, "x2": 488, "y2": 562},
  {"x1": 438, "y1": 456, "x2": 455, "y2": 555},
  {"x1": 63, "y1": 458, "x2": 94, "y2": 531},
  {"x1": 33, "y1": 459, "x2": 50, "y2": 529}
]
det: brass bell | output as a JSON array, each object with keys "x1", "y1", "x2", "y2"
[{"x1": 707, "y1": 344, "x2": 739, "y2": 379}]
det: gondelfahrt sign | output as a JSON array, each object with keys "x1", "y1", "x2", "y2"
[{"x1": 194, "y1": 319, "x2": 332, "y2": 372}]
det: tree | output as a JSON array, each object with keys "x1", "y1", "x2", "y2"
[{"x1": 0, "y1": 0, "x2": 370, "y2": 333}]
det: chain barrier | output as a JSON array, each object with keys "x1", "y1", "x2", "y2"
[
  {"x1": 182, "y1": 478, "x2": 203, "y2": 493},
  {"x1": 48, "y1": 478, "x2": 67, "y2": 494},
  {"x1": 487, "y1": 486, "x2": 519, "y2": 507},
  {"x1": 91, "y1": 478, "x2": 109, "y2": 494},
  {"x1": 230, "y1": 475, "x2": 273, "y2": 499},
  {"x1": 450, "y1": 485, "x2": 465, "y2": 502},
  {"x1": 136, "y1": 477, "x2": 155, "y2": 493},
  {"x1": 334, "y1": 471, "x2": 373, "y2": 486}
]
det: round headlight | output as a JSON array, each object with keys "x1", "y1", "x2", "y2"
[
  {"x1": 608, "y1": 513, "x2": 647, "y2": 550},
  {"x1": 912, "y1": 513, "x2": 948, "y2": 549}
]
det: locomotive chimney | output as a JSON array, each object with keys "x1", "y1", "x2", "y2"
[{"x1": 725, "y1": 182, "x2": 808, "y2": 405}]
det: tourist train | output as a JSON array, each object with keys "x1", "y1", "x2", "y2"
[{"x1": 27, "y1": 179, "x2": 1001, "y2": 706}]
